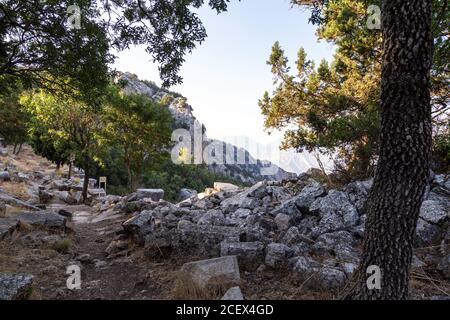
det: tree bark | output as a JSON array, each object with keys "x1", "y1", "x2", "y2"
[
  {"x1": 68, "y1": 161, "x2": 72, "y2": 180},
  {"x1": 82, "y1": 155, "x2": 90, "y2": 203},
  {"x1": 344, "y1": 0, "x2": 433, "y2": 299}
]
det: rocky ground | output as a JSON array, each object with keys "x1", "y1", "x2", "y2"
[{"x1": 0, "y1": 145, "x2": 449, "y2": 300}]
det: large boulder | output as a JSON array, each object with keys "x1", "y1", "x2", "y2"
[
  {"x1": 419, "y1": 200, "x2": 448, "y2": 224},
  {"x1": 144, "y1": 222, "x2": 248, "y2": 258},
  {"x1": 15, "y1": 211, "x2": 67, "y2": 230},
  {"x1": 294, "y1": 180, "x2": 326, "y2": 214},
  {"x1": 289, "y1": 256, "x2": 347, "y2": 290},
  {"x1": 123, "y1": 210, "x2": 154, "y2": 244},
  {"x1": 265, "y1": 243, "x2": 293, "y2": 268},
  {"x1": 179, "y1": 256, "x2": 240, "y2": 290},
  {"x1": 197, "y1": 209, "x2": 225, "y2": 226},
  {"x1": 0, "y1": 170, "x2": 11, "y2": 182},
  {"x1": 220, "y1": 181, "x2": 266, "y2": 213},
  {"x1": 310, "y1": 190, "x2": 359, "y2": 236},
  {"x1": 220, "y1": 241, "x2": 265, "y2": 269},
  {"x1": 0, "y1": 273, "x2": 33, "y2": 300},
  {"x1": 179, "y1": 188, "x2": 197, "y2": 201},
  {"x1": 136, "y1": 189, "x2": 164, "y2": 202},
  {"x1": 0, "y1": 218, "x2": 19, "y2": 240},
  {"x1": 415, "y1": 218, "x2": 443, "y2": 246},
  {"x1": 344, "y1": 179, "x2": 373, "y2": 214},
  {"x1": 214, "y1": 182, "x2": 240, "y2": 192}
]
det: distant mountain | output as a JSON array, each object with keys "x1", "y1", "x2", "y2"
[{"x1": 115, "y1": 72, "x2": 296, "y2": 183}]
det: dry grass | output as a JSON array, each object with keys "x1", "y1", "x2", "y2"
[
  {"x1": 173, "y1": 272, "x2": 233, "y2": 300},
  {"x1": 0, "y1": 182, "x2": 32, "y2": 201},
  {"x1": 0, "y1": 144, "x2": 63, "y2": 175},
  {"x1": 51, "y1": 238, "x2": 73, "y2": 254}
]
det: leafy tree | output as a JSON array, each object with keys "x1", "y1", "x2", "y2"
[
  {"x1": 0, "y1": 76, "x2": 29, "y2": 154},
  {"x1": 27, "y1": 121, "x2": 71, "y2": 170},
  {"x1": 100, "y1": 86, "x2": 173, "y2": 192},
  {"x1": 261, "y1": 0, "x2": 449, "y2": 179},
  {"x1": 0, "y1": 0, "x2": 234, "y2": 88},
  {"x1": 0, "y1": 1, "x2": 112, "y2": 102},
  {"x1": 21, "y1": 86, "x2": 103, "y2": 202}
]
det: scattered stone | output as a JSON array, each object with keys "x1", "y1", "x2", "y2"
[
  {"x1": 16, "y1": 211, "x2": 67, "y2": 230},
  {"x1": 274, "y1": 213, "x2": 291, "y2": 231},
  {"x1": 214, "y1": 182, "x2": 239, "y2": 192},
  {"x1": 419, "y1": 200, "x2": 448, "y2": 224},
  {"x1": 180, "y1": 188, "x2": 197, "y2": 201},
  {"x1": 0, "y1": 273, "x2": 33, "y2": 300},
  {"x1": 0, "y1": 170, "x2": 11, "y2": 182},
  {"x1": 136, "y1": 189, "x2": 164, "y2": 202},
  {"x1": 123, "y1": 211, "x2": 154, "y2": 244},
  {"x1": 0, "y1": 218, "x2": 19, "y2": 240},
  {"x1": 179, "y1": 256, "x2": 240, "y2": 290},
  {"x1": 265, "y1": 243, "x2": 293, "y2": 268},
  {"x1": 220, "y1": 241, "x2": 264, "y2": 269},
  {"x1": 198, "y1": 209, "x2": 225, "y2": 226},
  {"x1": 76, "y1": 254, "x2": 92, "y2": 264}
]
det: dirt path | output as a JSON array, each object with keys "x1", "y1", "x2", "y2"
[
  {"x1": 0, "y1": 202, "x2": 179, "y2": 300},
  {"x1": 55, "y1": 204, "x2": 177, "y2": 300}
]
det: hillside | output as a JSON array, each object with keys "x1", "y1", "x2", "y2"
[
  {"x1": 115, "y1": 72, "x2": 296, "y2": 184},
  {"x1": 0, "y1": 146, "x2": 448, "y2": 300}
]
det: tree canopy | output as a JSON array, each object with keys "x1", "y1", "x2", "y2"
[{"x1": 260, "y1": 0, "x2": 449, "y2": 179}]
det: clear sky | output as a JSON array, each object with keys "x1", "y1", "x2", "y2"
[{"x1": 113, "y1": 0, "x2": 335, "y2": 172}]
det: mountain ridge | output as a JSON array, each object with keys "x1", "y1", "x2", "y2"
[{"x1": 114, "y1": 71, "x2": 296, "y2": 184}]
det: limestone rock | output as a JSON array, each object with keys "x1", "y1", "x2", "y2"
[
  {"x1": 179, "y1": 256, "x2": 240, "y2": 290},
  {"x1": 265, "y1": 243, "x2": 293, "y2": 268},
  {"x1": 180, "y1": 188, "x2": 197, "y2": 201},
  {"x1": 136, "y1": 189, "x2": 164, "y2": 202},
  {"x1": 419, "y1": 200, "x2": 448, "y2": 224},
  {"x1": 0, "y1": 273, "x2": 33, "y2": 300},
  {"x1": 220, "y1": 241, "x2": 264, "y2": 269}
]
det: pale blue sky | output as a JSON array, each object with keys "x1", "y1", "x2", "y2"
[{"x1": 113, "y1": 0, "x2": 335, "y2": 172}]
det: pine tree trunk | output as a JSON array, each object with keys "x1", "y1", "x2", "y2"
[{"x1": 344, "y1": 0, "x2": 433, "y2": 300}]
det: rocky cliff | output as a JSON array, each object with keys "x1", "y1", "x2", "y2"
[{"x1": 115, "y1": 72, "x2": 295, "y2": 184}]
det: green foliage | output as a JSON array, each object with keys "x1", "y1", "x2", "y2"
[
  {"x1": 433, "y1": 126, "x2": 450, "y2": 172},
  {"x1": 0, "y1": 76, "x2": 30, "y2": 149},
  {"x1": 262, "y1": 0, "x2": 449, "y2": 179},
  {"x1": 20, "y1": 86, "x2": 102, "y2": 165},
  {"x1": 0, "y1": 0, "x2": 234, "y2": 88},
  {"x1": 100, "y1": 86, "x2": 173, "y2": 191}
]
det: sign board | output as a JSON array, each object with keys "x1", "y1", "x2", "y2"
[{"x1": 99, "y1": 176, "x2": 107, "y2": 193}]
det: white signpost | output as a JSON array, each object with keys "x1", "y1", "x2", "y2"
[{"x1": 99, "y1": 176, "x2": 107, "y2": 193}]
